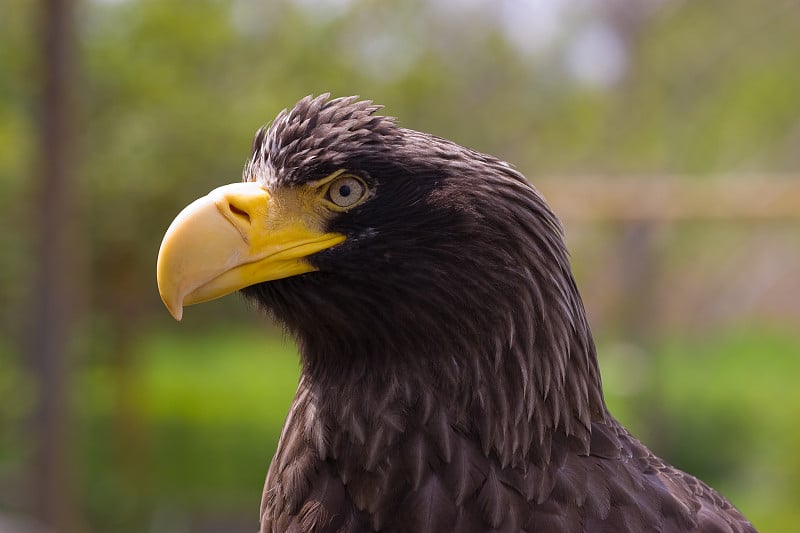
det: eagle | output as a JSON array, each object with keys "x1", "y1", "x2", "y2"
[{"x1": 156, "y1": 95, "x2": 756, "y2": 533}]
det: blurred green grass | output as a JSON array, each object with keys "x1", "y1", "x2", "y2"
[
  {"x1": 67, "y1": 324, "x2": 800, "y2": 532},
  {"x1": 76, "y1": 328, "x2": 302, "y2": 529},
  {"x1": 601, "y1": 327, "x2": 800, "y2": 532}
]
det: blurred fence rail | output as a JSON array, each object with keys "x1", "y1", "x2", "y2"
[{"x1": 537, "y1": 176, "x2": 800, "y2": 222}]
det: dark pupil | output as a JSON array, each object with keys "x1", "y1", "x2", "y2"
[{"x1": 338, "y1": 184, "x2": 351, "y2": 197}]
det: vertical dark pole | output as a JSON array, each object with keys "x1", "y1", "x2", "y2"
[{"x1": 29, "y1": 0, "x2": 81, "y2": 530}]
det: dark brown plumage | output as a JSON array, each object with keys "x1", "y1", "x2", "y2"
[{"x1": 211, "y1": 95, "x2": 758, "y2": 532}]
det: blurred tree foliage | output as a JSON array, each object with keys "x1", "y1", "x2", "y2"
[
  {"x1": 1, "y1": 0, "x2": 799, "y2": 531},
  {"x1": 3, "y1": 0, "x2": 800, "y2": 332}
]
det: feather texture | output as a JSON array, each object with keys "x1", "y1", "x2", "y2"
[{"x1": 237, "y1": 95, "x2": 758, "y2": 533}]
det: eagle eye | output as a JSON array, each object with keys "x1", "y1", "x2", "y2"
[{"x1": 326, "y1": 175, "x2": 367, "y2": 209}]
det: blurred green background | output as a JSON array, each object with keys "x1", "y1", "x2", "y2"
[{"x1": 1, "y1": 0, "x2": 799, "y2": 532}]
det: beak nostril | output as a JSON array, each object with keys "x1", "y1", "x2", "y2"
[{"x1": 229, "y1": 203, "x2": 251, "y2": 225}]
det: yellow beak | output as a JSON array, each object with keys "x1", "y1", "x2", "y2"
[{"x1": 156, "y1": 182, "x2": 345, "y2": 320}]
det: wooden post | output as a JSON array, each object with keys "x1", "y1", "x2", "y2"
[{"x1": 27, "y1": 0, "x2": 82, "y2": 530}]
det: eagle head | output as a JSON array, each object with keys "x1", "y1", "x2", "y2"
[{"x1": 157, "y1": 94, "x2": 599, "y2": 418}]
